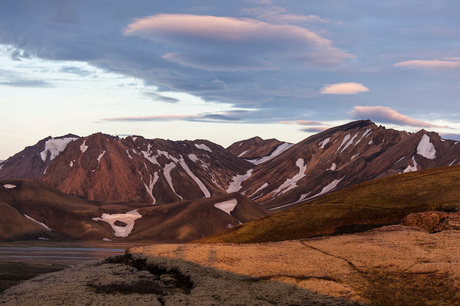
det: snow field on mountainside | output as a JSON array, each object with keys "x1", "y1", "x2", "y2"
[
  {"x1": 417, "y1": 134, "x2": 436, "y2": 159},
  {"x1": 97, "y1": 151, "x2": 106, "y2": 163},
  {"x1": 142, "y1": 172, "x2": 159, "y2": 204},
  {"x1": 3, "y1": 184, "x2": 17, "y2": 189},
  {"x1": 24, "y1": 214, "x2": 52, "y2": 231},
  {"x1": 40, "y1": 137, "x2": 78, "y2": 162},
  {"x1": 92, "y1": 210, "x2": 142, "y2": 237},
  {"x1": 272, "y1": 159, "x2": 307, "y2": 196},
  {"x1": 340, "y1": 133, "x2": 359, "y2": 153},
  {"x1": 195, "y1": 143, "x2": 212, "y2": 152},
  {"x1": 247, "y1": 142, "x2": 294, "y2": 165},
  {"x1": 163, "y1": 162, "x2": 183, "y2": 200},
  {"x1": 404, "y1": 156, "x2": 418, "y2": 173},
  {"x1": 179, "y1": 156, "x2": 211, "y2": 197},
  {"x1": 214, "y1": 199, "x2": 238, "y2": 215},
  {"x1": 80, "y1": 140, "x2": 88, "y2": 153},
  {"x1": 319, "y1": 137, "x2": 330, "y2": 149},
  {"x1": 227, "y1": 169, "x2": 253, "y2": 193},
  {"x1": 299, "y1": 177, "x2": 344, "y2": 203},
  {"x1": 355, "y1": 128, "x2": 372, "y2": 145}
]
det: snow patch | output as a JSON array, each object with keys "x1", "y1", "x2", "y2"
[
  {"x1": 188, "y1": 154, "x2": 199, "y2": 163},
  {"x1": 368, "y1": 139, "x2": 373, "y2": 145},
  {"x1": 238, "y1": 150, "x2": 248, "y2": 157},
  {"x1": 355, "y1": 128, "x2": 372, "y2": 145},
  {"x1": 214, "y1": 199, "x2": 238, "y2": 215},
  {"x1": 195, "y1": 143, "x2": 212, "y2": 152},
  {"x1": 340, "y1": 133, "x2": 358, "y2": 153},
  {"x1": 69, "y1": 160, "x2": 74, "y2": 168},
  {"x1": 126, "y1": 150, "x2": 132, "y2": 160},
  {"x1": 3, "y1": 184, "x2": 17, "y2": 189},
  {"x1": 131, "y1": 136, "x2": 137, "y2": 142},
  {"x1": 319, "y1": 137, "x2": 330, "y2": 149},
  {"x1": 179, "y1": 156, "x2": 211, "y2": 197},
  {"x1": 227, "y1": 169, "x2": 253, "y2": 193},
  {"x1": 417, "y1": 134, "x2": 436, "y2": 159},
  {"x1": 449, "y1": 159, "x2": 457, "y2": 166},
  {"x1": 40, "y1": 137, "x2": 78, "y2": 162},
  {"x1": 143, "y1": 172, "x2": 159, "y2": 204},
  {"x1": 163, "y1": 162, "x2": 183, "y2": 200},
  {"x1": 251, "y1": 182, "x2": 269, "y2": 197},
  {"x1": 102, "y1": 238, "x2": 112, "y2": 242},
  {"x1": 302, "y1": 177, "x2": 344, "y2": 202},
  {"x1": 92, "y1": 210, "x2": 142, "y2": 238},
  {"x1": 351, "y1": 153, "x2": 360, "y2": 160},
  {"x1": 24, "y1": 214, "x2": 52, "y2": 231},
  {"x1": 80, "y1": 140, "x2": 88, "y2": 154},
  {"x1": 273, "y1": 159, "x2": 308, "y2": 196},
  {"x1": 142, "y1": 145, "x2": 160, "y2": 166},
  {"x1": 247, "y1": 142, "x2": 294, "y2": 165},
  {"x1": 336, "y1": 134, "x2": 351, "y2": 153},
  {"x1": 403, "y1": 156, "x2": 418, "y2": 173},
  {"x1": 394, "y1": 156, "x2": 406, "y2": 165},
  {"x1": 328, "y1": 163, "x2": 337, "y2": 171},
  {"x1": 97, "y1": 151, "x2": 106, "y2": 163}
]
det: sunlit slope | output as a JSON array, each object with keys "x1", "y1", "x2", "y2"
[{"x1": 199, "y1": 164, "x2": 460, "y2": 243}]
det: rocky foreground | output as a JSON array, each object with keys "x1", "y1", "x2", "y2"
[{"x1": 1, "y1": 223, "x2": 459, "y2": 305}]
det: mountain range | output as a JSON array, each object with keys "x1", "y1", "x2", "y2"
[{"x1": 1, "y1": 119, "x2": 459, "y2": 241}]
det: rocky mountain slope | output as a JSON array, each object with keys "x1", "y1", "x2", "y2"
[
  {"x1": 0, "y1": 179, "x2": 267, "y2": 241},
  {"x1": 235, "y1": 120, "x2": 460, "y2": 210},
  {"x1": 1, "y1": 120, "x2": 459, "y2": 212}
]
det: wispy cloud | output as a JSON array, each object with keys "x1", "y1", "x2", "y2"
[
  {"x1": 143, "y1": 92, "x2": 180, "y2": 103},
  {"x1": 350, "y1": 106, "x2": 445, "y2": 128},
  {"x1": 0, "y1": 79, "x2": 53, "y2": 88},
  {"x1": 124, "y1": 14, "x2": 352, "y2": 71},
  {"x1": 242, "y1": 7, "x2": 329, "y2": 24},
  {"x1": 301, "y1": 127, "x2": 329, "y2": 133},
  {"x1": 320, "y1": 82, "x2": 369, "y2": 95},
  {"x1": 394, "y1": 58, "x2": 460, "y2": 70},
  {"x1": 103, "y1": 112, "x2": 242, "y2": 123}
]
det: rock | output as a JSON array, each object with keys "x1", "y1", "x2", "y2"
[{"x1": 403, "y1": 211, "x2": 460, "y2": 232}]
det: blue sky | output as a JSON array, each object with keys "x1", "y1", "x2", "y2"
[{"x1": 1, "y1": 0, "x2": 460, "y2": 159}]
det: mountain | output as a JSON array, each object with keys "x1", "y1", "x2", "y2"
[
  {"x1": 199, "y1": 163, "x2": 460, "y2": 244},
  {"x1": 1, "y1": 133, "x2": 253, "y2": 203},
  {"x1": 226, "y1": 136, "x2": 294, "y2": 164},
  {"x1": 0, "y1": 134, "x2": 78, "y2": 180},
  {"x1": 0, "y1": 179, "x2": 267, "y2": 242},
  {"x1": 236, "y1": 120, "x2": 460, "y2": 210}
]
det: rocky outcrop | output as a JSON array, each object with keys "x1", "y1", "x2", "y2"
[{"x1": 403, "y1": 211, "x2": 460, "y2": 232}]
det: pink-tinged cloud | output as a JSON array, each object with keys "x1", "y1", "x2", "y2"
[
  {"x1": 320, "y1": 82, "x2": 369, "y2": 95},
  {"x1": 296, "y1": 120, "x2": 324, "y2": 126},
  {"x1": 350, "y1": 106, "x2": 443, "y2": 128},
  {"x1": 124, "y1": 14, "x2": 352, "y2": 70},
  {"x1": 394, "y1": 59, "x2": 460, "y2": 69}
]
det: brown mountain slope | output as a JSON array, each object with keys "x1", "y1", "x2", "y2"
[
  {"x1": 240, "y1": 120, "x2": 460, "y2": 211},
  {"x1": 40, "y1": 133, "x2": 252, "y2": 203},
  {"x1": 227, "y1": 136, "x2": 285, "y2": 158},
  {"x1": 0, "y1": 134, "x2": 78, "y2": 180},
  {"x1": 198, "y1": 163, "x2": 460, "y2": 244},
  {"x1": 0, "y1": 179, "x2": 266, "y2": 242}
]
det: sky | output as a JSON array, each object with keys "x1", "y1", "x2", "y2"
[{"x1": 1, "y1": 0, "x2": 460, "y2": 160}]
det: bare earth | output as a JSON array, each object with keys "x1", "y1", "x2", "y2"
[{"x1": 1, "y1": 225, "x2": 459, "y2": 305}]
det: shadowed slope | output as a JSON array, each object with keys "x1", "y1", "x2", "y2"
[{"x1": 199, "y1": 164, "x2": 460, "y2": 244}]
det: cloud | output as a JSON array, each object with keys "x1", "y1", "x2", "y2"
[
  {"x1": 394, "y1": 59, "x2": 460, "y2": 70},
  {"x1": 301, "y1": 127, "x2": 329, "y2": 133},
  {"x1": 143, "y1": 92, "x2": 180, "y2": 103},
  {"x1": 59, "y1": 66, "x2": 94, "y2": 77},
  {"x1": 350, "y1": 106, "x2": 443, "y2": 128},
  {"x1": 0, "y1": 79, "x2": 53, "y2": 88},
  {"x1": 320, "y1": 82, "x2": 369, "y2": 95},
  {"x1": 124, "y1": 14, "x2": 352, "y2": 71},
  {"x1": 103, "y1": 112, "x2": 242, "y2": 123},
  {"x1": 296, "y1": 120, "x2": 324, "y2": 126},
  {"x1": 242, "y1": 7, "x2": 328, "y2": 24}
]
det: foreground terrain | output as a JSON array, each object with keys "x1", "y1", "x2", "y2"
[{"x1": 1, "y1": 224, "x2": 458, "y2": 305}]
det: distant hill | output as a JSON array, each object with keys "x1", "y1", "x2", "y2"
[
  {"x1": 0, "y1": 179, "x2": 267, "y2": 242},
  {"x1": 198, "y1": 163, "x2": 460, "y2": 244}
]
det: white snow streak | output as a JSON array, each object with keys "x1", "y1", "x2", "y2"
[
  {"x1": 80, "y1": 140, "x2": 88, "y2": 153},
  {"x1": 340, "y1": 133, "x2": 358, "y2": 153},
  {"x1": 179, "y1": 156, "x2": 211, "y2": 197},
  {"x1": 24, "y1": 214, "x2": 52, "y2": 231},
  {"x1": 417, "y1": 134, "x2": 436, "y2": 159},
  {"x1": 97, "y1": 151, "x2": 106, "y2": 163},
  {"x1": 247, "y1": 142, "x2": 294, "y2": 165},
  {"x1": 449, "y1": 159, "x2": 457, "y2": 166},
  {"x1": 214, "y1": 199, "x2": 238, "y2": 215},
  {"x1": 92, "y1": 210, "x2": 142, "y2": 238},
  {"x1": 164, "y1": 162, "x2": 183, "y2": 200},
  {"x1": 403, "y1": 156, "x2": 418, "y2": 173},
  {"x1": 251, "y1": 182, "x2": 268, "y2": 197},
  {"x1": 40, "y1": 137, "x2": 77, "y2": 162},
  {"x1": 273, "y1": 159, "x2": 308, "y2": 196},
  {"x1": 142, "y1": 145, "x2": 160, "y2": 166},
  {"x1": 69, "y1": 160, "x2": 74, "y2": 167},
  {"x1": 227, "y1": 169, "x2": 253, "y2": 193},
  {"x1": 355, "y1": 128, "x2": 372, "y2": 145},
  {"x1": 143, "y1": 172, "x2": 159, "y2": 204},
  {"x1": 302, "y1": 177, "x2": 344, "y2": 202},
  {"x1": 195, "y1": 143, "x2": 212, "y2": 152},
  {"x1": 351, "y1": 153, "x2": 360, "y2": 160},
  {"x1": 126, "y1": 150, "x2": 133, "y2": 160},
  {"x1": 319, "y1": 137, "x2": 330, "y2": 149},
  {"x1": 238, "y1": 150, "x2": 248, "y2": 157},
  {"x1": 368, "y1": 139, "x2": 373, "y2": 145},
  {"x1": 336, "y1": 134, "x2": 351, "y2": 153},
  {"x1": 3, "y1": 184, "x2": 17, "y2": 189}
]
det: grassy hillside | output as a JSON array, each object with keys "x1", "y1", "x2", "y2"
[{"x1": 198, "y1": 164, "x2": 460, "y2": 243}]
